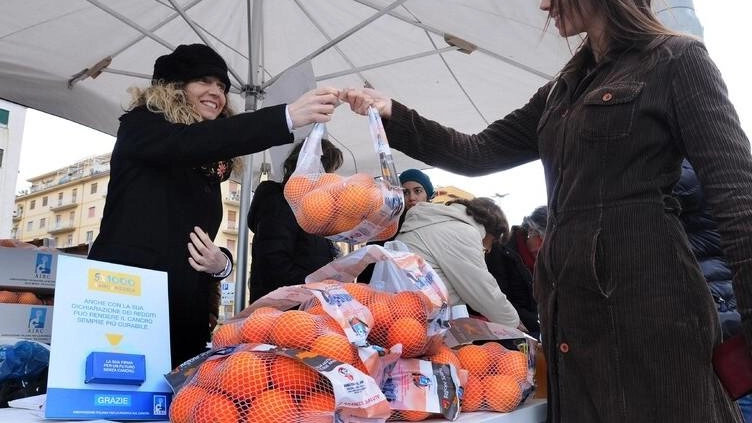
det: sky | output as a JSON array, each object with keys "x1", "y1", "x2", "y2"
[{"x1": 13, "y1": 1, "x2": 750, "y2": 225}]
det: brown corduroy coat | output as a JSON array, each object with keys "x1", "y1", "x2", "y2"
[{"x1": 384, "y1": 36, "x2": 750, "y2": 422}]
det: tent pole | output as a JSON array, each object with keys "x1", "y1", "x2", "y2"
[{"x1": 235, "y1": 0, "x2": 263, "y2": 315}]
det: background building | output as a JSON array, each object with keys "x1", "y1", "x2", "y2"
[
  {"x1": 12, "y1": 153, "x2": 245, "y2": 319},
  {"x1": 0, "y1": 99, "x2": 26, "y2": 238}
]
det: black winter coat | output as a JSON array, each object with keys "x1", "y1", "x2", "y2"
[
  {"x1": 673, "y1": 160, "x2": 740, "y2": 339},
  {"x1": 485, "y1": 227, "x2": 540, "y2": 339},
  {"x1": 248, "y1": 180, "x2": 338, "y2": 303},
  {"x1": 89, "y1": 104, "x2": 292, "y2": 367}
]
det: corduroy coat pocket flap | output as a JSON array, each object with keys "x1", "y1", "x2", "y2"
[{"x1": 584, "y1": 82, "x2": 645, "y2": 106}]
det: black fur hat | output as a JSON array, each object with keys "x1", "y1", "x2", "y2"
[{"x1": 152, "y1": 44, "x2": 230, "y2": 93}]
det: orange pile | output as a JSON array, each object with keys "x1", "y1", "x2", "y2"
[
  {"x1": 285, "y1": 172, "x2": 389, "y2": 236},
  {"x1": 340, "y1": 283, "x2": 434, "y2": 358},
  {"x1": 171, "y1": 350, "x2": 338, "y2": 423},
  {"x1": 0, "y1": 290, "x2": 44, "y2": 304},
  {"x1": 456, "y1": 342, "x2": 527, "y2": 412}
]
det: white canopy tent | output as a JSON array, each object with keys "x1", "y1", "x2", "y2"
[
  {"x1": 1, "y1": 0, "x2": 575, "y2": 309},
  {"x1": 1, "y1": 0, "x2": 701, "y2": 309}
]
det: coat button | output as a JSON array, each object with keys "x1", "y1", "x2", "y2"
[
  {"x1": 559, "y1": 342, "x2": 569, "y2": 353},
  {"x1": 602, "y1": 92, "x2": 613, "y2": 102}
]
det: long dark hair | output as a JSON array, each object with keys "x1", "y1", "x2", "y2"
[
  {"x1": 446, "y1": 197, "x2": 510, "y2": 244},
  {"x1": 282, "y1": 138, "x2": 344, "y2": 185},
  {"x1": 549, "y1": 0, "x2": 683, "y2": 76}
]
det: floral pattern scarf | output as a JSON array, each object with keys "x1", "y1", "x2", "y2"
[{"x1": 194, "y1": 159, "x2": 233, "y2": 183}]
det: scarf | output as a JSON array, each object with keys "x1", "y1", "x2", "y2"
[
  {"x1": 515, "y1": 230, "x2": 536, "y2": 274},
  {"x1": 194, "y1": 159, "x2": 233, "y2": 183}
]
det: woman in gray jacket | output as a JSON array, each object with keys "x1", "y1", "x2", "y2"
[{"x1": 396, "y1": 197, "x2": 521, "y2": 329}]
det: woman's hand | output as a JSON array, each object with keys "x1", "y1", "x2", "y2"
[
  {"x1": 188, "y1": 226, "x2": 227, "y2": 275},
  {"x1": 288, "y1": 86, "x2": 341, "y2": 129},
  {"x1": 340, "y1": 87, "x2": 393, "y2": 118}
]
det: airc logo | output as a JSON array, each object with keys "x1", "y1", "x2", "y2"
[{"x1": 88, "y1": 269, "x2": 141, "y2": 296}]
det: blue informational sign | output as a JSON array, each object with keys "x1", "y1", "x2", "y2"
[{"x1": 45, "y1": 256, "x2": 172, "y2": 420}]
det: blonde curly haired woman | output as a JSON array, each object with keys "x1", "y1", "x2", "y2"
[{"x1": 88, "y1": 44, "x2": 340, "y2": 367}]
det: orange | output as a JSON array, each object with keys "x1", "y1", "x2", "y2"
[
  {"x1": 249, "y1": 389, "x2": 300, "y2": 423},
  {"x1": 367, "y1": 296, "x2": 394, "y2": 346},
  {"x1": 342, "y1": 283, "x2": 373, "y2": 306},
  {"x1": 329, "y1": 213, "x2": 363, "y2": 235},
  {"x1": 314, "y1": 173, "x2": 344, "y2": 190},
  {"x1": 338, "y1": 182, "x2": 375, "y2": 218},
  {"x1": 219, "y1": 351, "x2": 270, "y2": 400},
  {"x1": 298, "y1": 189, "x2": 335, "y2": 234},
  {"x1": 373, "y1": 220, "x2": 398, "y2": 241},
  {"x1": 169, "y1": 385, "x2": 206, "y2": 423},
  {"x1": 310, "y1": 333, "x2": 358, "y2": 365},
  {"x1": 192, "y1": 392, "x2": 240, "y2": 423},
  {"x1": 299, "y1": 390, "x2": 336, "y2": 413},
  {"x1": 390, "y1": 291, "x2": 428, "y2": 321},
  {"x1": 240, "y1": 312, "x2": 279, "y2": 344},
  {"x1": 427, "y1": 344, "x2": 462, "y2": 370},
  {"x1": 482, "y1": 374, "x2": 522, "y2": 412},
  {"x1": 270, "y1": 310, "x2": 318, "y2": 349},
  {"x1": 0, "y1": 290, "x2": 18, "y2": 303},
  {"x1": 347, "y1": 172, "x2": 376, "y2": 188},
  {"x1": 17, "y1": 291, "x2": 42, "y2": 305},
  {"x1": 211, "y1": 322, "x2": 241, "y2": 348},
  {"x1": 457, "y1": 344, "x2": 491, "y2": 376},
  {"x1": 387, "y1": 317, "x2": 428, "y2": 357},
  {"x1": 284, "y1": 175, "x2": 316, "y2": 205},
  {"x1": 268, "y1": 356, "x2": 322, "y2": 394},
  {"x1": 497, "y1": 350, "x2": 529, "y2": 383},
  {"x1": 394, "y1": 410, "x2": 432, "y2": 421},
  {"x1": 461, "y1": 374, "x2": 484, "y2": 412},
  {"x1": 192, "y1": 357, "x2": 224, "y2": 387}
]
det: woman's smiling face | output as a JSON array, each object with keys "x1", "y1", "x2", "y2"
[{"x1": 184, "y1": 76, "x2": 227, "y2": 121}]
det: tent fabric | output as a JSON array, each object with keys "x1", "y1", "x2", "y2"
[{"x1": 0, "y1": 0, "x2": 572, "y2": 177}]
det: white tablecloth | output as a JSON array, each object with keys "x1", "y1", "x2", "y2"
[{"x1": 0, "y1": 398, "x2": 546, "y2": 423}]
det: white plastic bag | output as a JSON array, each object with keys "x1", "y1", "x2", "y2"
[{"x1": 284, "y1": 108, "x2": 405, "y2": 243}]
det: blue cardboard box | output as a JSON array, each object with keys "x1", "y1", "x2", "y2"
[{"x1": 85, "y1": 352, "x2": 146, "y2": 385}]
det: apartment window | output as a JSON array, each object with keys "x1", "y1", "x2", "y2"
[
  {"x1": 30, "y1": 200, "x2": 35, "y2": 210},
  {"x1": 86, "y1": 231, "x2": 94, "y2": 242},
  {"x1": 57, "y1": 192, "x2": 63, "y2": 206},
  {"x1": 227, "y1": 210, "x2": 237, "y2": 229},
  {"x1": 91, "y1": 183, "x2": 98, "y2": 194},
  {"x1": 88, "y1": 206, "x2": 96, "y2": 218},
  {"x1": 39, "y1": 218, "x2": 46, "y2": 229},
  {"x1": 69, "y1": 211, "x2": 75, "y2": 223},
  {"x1": 0, "y1": 108, "x2": 8, "y2": 126},
  {"x1": 72, "y1": 188, "x2": 77, "y2": 203},
  {"x1": 229, "y1": 181, "x2": 239, "y2": 195},
  {"x1": 42, "y1": 196, "x2": 48, "y2": 207},
  {"x1": 27, "y1": 221, "x2": 33, "y2": 232},
  {"x1": 226, "y1": 239, "x2": 236, "y2": 252},
  {"x1": 55, "y1": 215, "x2": 62, "y2": 226},
  {"x1": 67, "y1": 234, "x2": 73, "y2": 246},
  {"x1": 0, "y1": 148, "x2": 4, "y2": 168}
]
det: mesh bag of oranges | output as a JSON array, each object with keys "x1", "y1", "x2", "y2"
[
  {"x1": 306, "y1": 244, "x2": 450, "y2": 359},
  {"x1": 284, "y1": 108, "x2": 405, "y2": 243},
  {"x1": 166, "y1": 343, "x2": 391, "y2": 423},
  {"x1": 454, "y1": 341, "x2": 534, "y2": 413}
]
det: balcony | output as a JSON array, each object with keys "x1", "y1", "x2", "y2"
[
  {"x1": 12, "y1": 209, "x2": 23, "y2": 222},
  {"x1": 50, "y1": 200, "x2": 78, "y2": 212},
  {"x1": 222, "y1": 224, "x2": 239, "y2": 235},
  {"x1": 223, "y1": 192, "x2": 241, "y2": 205},
  {"x1": 47, "y1": 222, "x2": 76, "y2": 235}
]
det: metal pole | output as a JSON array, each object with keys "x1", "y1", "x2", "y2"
[{"x1": 234, "y1": 0, "x2": 264, "y2": 314}]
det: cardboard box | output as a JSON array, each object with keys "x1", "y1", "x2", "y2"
[
  {"x1": 0, "y1": 303, "x2": 54, "y2": 343},
  {"x1": 0, "y1": 247, "x2": 57, "y2": 290}
]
